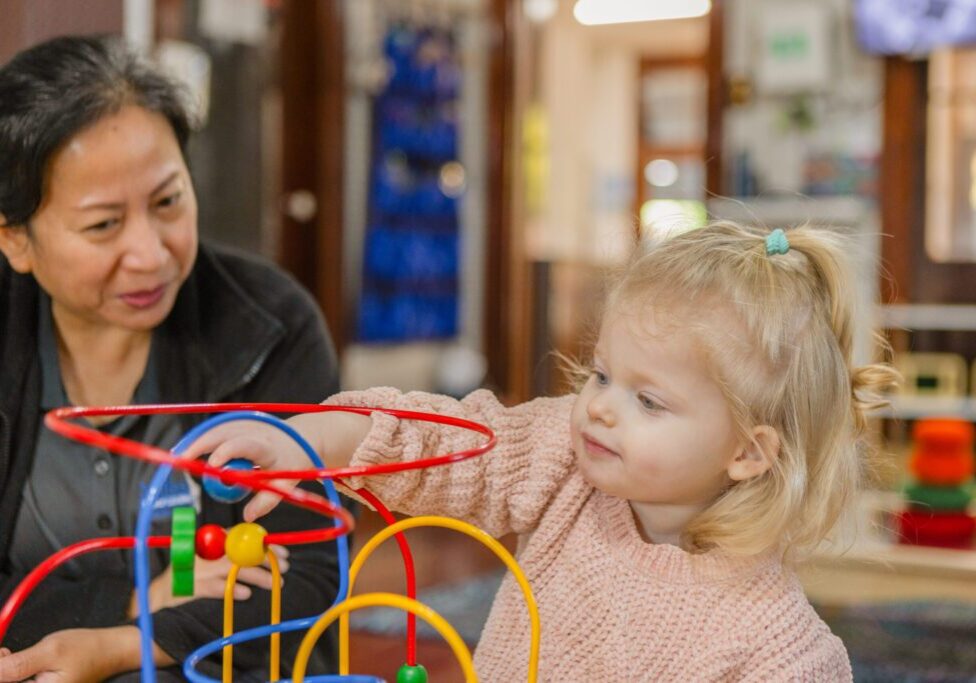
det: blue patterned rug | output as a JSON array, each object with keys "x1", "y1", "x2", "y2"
[{"x1": 350, "y1": 573, "x2": 976, "y2": 681}]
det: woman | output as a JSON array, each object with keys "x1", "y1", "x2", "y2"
[{"x1": 0, "y1": 35, "x2": 342, "y2": 681}]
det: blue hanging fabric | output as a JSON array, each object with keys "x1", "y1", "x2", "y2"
[{"x1": 357, "y1": 20, "x2": 463, "y2": 343}]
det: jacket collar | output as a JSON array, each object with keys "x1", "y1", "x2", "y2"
[
  {"x1": 0, "y1": 243, "x2": 287, "y2": 410},
  {"x1": 155, "y1": 243, "x2": 286, "y2": 403}
]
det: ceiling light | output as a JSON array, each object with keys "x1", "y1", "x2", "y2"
[
  {"x1": 573, "y1": 0, "x2": 711, "y2": 26},
  {"x1": 523, "y1": 0, "x2": 558, "y2": 24}
]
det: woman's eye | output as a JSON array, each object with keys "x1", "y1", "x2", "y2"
[
  {"x1": 638, "y1": 393, "x2": 662, "y2": 411},
  {"x1": 156, "y1": 192, "x2": 181, "y2": 209},
  {"x1": 85, "y1": 218, "x2": 120, "y2": 232}
]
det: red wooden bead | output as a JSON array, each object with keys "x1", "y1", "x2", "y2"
[{"x1": 195, "y1": 524, "x2": 227, "y2": 560}]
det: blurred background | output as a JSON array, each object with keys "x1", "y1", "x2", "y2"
[{"x1": 4, "y1": 0, "x2": 976, "y2": 680}]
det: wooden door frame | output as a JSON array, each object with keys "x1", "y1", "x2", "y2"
[
  {"x1": 881, "y1": 56, "x2": 976, "y2": 305},
  {"x1": 484, "y1": 0, "x2": 528, "y2": 401},
  {"x1": 279, "y1": 0, "x2": 346, "y2": 351}
]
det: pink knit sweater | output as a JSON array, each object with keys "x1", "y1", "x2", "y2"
[{"x1": 330, "y1": 388, "x2": 852, "y2": 682}]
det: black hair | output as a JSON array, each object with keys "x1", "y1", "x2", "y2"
[{"x1": 0, "y1": 34, "x2": 192, "y2": 227}]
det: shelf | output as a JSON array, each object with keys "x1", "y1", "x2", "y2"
[
  {"x1": 880, "y1": 304, "x2": 976, "y2": 332},
  {"x1": 810, "y1": 491, "x2": 976, "y2": 582},
  {"x1": 873, "y1": 395, "x2": 976, "y2": 421}
]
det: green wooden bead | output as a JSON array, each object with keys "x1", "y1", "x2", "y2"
[
  {"x1": 170, "y1": 506, "x2": 196, "y2": 596},
  {"x1": 396, "y1": 663, "x2": 428, "y2": 683},
  {"x1": 172, "y1": 566, "x2": 195, "y2": 596}
]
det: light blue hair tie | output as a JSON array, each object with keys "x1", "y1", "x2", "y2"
[{"x1": 765, "y1": 228, "x2": 790, "y2": 256}]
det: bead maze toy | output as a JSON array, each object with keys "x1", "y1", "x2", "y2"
[{"x1": 0, "y1": 403, "x2": 541, "y2": 683}]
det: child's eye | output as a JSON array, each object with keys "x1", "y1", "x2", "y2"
[
  {"x1": 638, "y1": 393, "x2": 662, "y2": 411},
  {"x1": 592, "y1": 369, "x2": 609, "y2": 386}
]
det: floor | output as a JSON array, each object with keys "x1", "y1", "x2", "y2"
[{"x1": 345, "y1": 507, "x2": 516, "y2": 682}]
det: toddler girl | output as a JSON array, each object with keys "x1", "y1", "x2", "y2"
[{"x1": 189, "y1": 221, "x2": 898, "y2": 681}]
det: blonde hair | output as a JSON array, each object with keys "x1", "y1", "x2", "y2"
[{"x1": 603, "y1": 221, "x2": 899, "y2": 558}]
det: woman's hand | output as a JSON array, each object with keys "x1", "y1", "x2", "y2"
[
  {"x1": 182, "y1": 411, "x2": 372, "y2": 520},
  {"x1": 127, "y1": 545, "x2": 290, "y2": 618},
  {"x1": 0, "y1": 626, "x2": 173, "y2": 682}
]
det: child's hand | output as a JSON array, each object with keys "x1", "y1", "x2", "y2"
[
  {"x1": 181, "y1": 411, "x2": 372, "y2": 520},
  {"x1": 181, "y1": 416, "x2": 316, "y2": 520}
]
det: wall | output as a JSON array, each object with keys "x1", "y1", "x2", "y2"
[
  {"x1": 0, "y1": 0, "x2": 123, "y2": 63},
  {"x1": 530, "y1": 2, "x2": 709, "y2": 265}
]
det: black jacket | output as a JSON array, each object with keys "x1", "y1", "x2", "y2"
[{"x1": 0, "y1": 242, "x2": 341, "y2": 677}]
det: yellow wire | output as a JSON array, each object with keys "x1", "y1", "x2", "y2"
[
  {"x1": 292, "y1": 592, "x2": 476, "y2": 683},
  {"x1": 222, "y1": 564, "x2": 241, "y2": 683},
  {"x1": 267, "y1": 548, "x2": 282, "y2": 682},
  {"x1": 334, "y1": 515, "x2": 540, "y2": 682}
]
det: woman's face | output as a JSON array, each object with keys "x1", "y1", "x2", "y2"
[{"x1": 0, "y1": 105, "x2": 198, "y2": 333}]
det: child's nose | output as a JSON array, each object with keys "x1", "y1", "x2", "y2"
[{"x1": 586, "y1": 394, "x2": 615, "y2": 426}]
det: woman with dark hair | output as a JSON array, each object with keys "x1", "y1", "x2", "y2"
[{"x1": 0, "y1": 35, "x2": 341, "y2": 681}]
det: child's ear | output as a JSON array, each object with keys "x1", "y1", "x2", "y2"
[
  {"x1": 0, "y1": 220, "x2": 34, "y2": 274},
  {"x1": 727, "y1": 425, "x2": 780, "y2": 482}
]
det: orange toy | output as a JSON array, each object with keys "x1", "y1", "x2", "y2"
[{"x1": 908, "y1": 419, "x2": 975, "y2": 486}]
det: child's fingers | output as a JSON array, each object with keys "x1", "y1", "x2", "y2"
[
  {"x1": 244, "y1": 489, "x2": 287, "y2": 522},
  {"x1": 179, "y1": 422, "x2": 241, "y2": 460},
  {"x1": 206, "y1": 437, "x2": 274, "y2": 470}
]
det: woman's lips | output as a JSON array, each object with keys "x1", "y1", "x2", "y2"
[
  {"x1": 582, "y1": 434, "x2": 618, "y2": 458},
  {"x1": 120, "y1": 284, "x2": 166, "y2": 309}
]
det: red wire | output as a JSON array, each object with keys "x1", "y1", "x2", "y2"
[
  {"x1": 354, "y1": 486, "x2": 419, "y2": 666},
  {"x1": 45, "y1": 404, "x2": 497, "y2": 483},
  {"x1": 0, "y1": 536, "x2": 170, "y2": 643}
]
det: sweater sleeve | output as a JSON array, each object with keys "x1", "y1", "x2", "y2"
[{"x1": 327, "y1": 388, "x2": 578, "y2": 537}]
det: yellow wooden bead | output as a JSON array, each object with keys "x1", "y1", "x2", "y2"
[{"x1": 224, "y1": 522, "x2": 268, "y2": 567}]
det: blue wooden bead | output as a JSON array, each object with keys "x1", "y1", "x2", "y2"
[{"x1": 203, "y1": 458, "x2": 253, "y2": 503}]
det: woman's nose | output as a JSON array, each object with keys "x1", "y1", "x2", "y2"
[{"x1": 121, "y1": 214, "x2": 167, "y2": 271}]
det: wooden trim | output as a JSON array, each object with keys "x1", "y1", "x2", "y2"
[
  {"x1": 704, "y1": 0, "x2": 725, "y2": 197},
  {"x1": 880, "y1": 57, "x2": 923, "y2": 304},
  {"x1": 315, "y1": 0, "x2": 345, "y2": 351},
  {"x1": 279, "y1": 1, "x2": 318, "y2": 287},
  {"x1": 278, "y1": 0, "x2": 345, "y2": 352},
  {"x1": 484, "y1": 0, "x2": 518, "y2": 399},
  {"x1": 639, "y1": 55, "x2": 706, "y2": 71},
  {"x1": 640, "y1": 143, "x2": 706, "y2": 159}
]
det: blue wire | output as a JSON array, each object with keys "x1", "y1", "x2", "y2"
[{"x1": 130, "y1": 410, "x2": 349, "y2": 683}]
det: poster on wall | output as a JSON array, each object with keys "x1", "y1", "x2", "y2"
[{"x1": 754, "y1": 0, "x2": 832, "y2": 94}]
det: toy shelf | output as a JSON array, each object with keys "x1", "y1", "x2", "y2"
[
  {"x1": 799, "y1": 490, "x2": 976, "y2": 605},
  {"x1": 873, "y1": 396, "x2": 976, "y2": 421}
]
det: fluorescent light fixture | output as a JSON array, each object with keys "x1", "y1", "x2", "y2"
[{"x1": 573, "y1": 0, "x2": 711, "y2": 25}]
